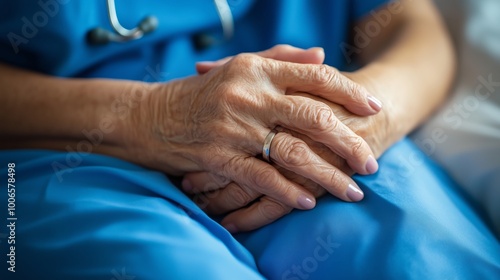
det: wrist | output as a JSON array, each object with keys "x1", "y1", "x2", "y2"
[
  {"x1": 98, "y1": 80, "x2": 157, "y2": 164},
  {"x1": 118, "y1": 80, "x2": 194, "y2": 175},
  {"x1": 346, "y1": 67, "x2": 398, "y2": 155}
]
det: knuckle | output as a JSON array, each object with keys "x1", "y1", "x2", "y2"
[
  {"x1": 259, "y1": 200, "x2": 291, "y2": 221},
  {"x1": 309, "y1": 104, "x2": 337, "y2": 132},
  {"x1": 225, "y1": 186, "x2": 253, "y2": 207},
  {"x1": 350, "y1": 136, "x2": 366, "y2": 159},
  {"x1": 279, "y1": 139, "x2": 310, "y2": 167},
  {"x1": 253, "y1": 167, "x2": 279, "y2": 189},
  {"x1": 314, "y1": 64, "x2": 336, "y2": 87},
  {"x1": 230, "y1": 53, "x2": 261, "y2": 70},
  {"x1": 220, "y1": 156, "x2": 244, "y2": 179},
  {"x1": 281, "y1": 98, "x2": 297, "y2": 119}
]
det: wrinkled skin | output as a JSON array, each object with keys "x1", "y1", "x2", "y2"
[
  {"x1": 127, "y1": 45, "x2": 382, "y2": 217},
  {"x1": 181, "y1": 45, "x2": 391, "y2": 232}
]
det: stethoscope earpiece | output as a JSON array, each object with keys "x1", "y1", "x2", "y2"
[
  {"x1": 86, "y1": 27, "x2": 112, "y2": 45},
  {"x1": 192, "y1": 33, "x2": 218, "y2": 51},
  {"x1": 86, "y1": 0, "x2": 158, "y2": 45},
  {"x1": 86, "y1": 0, "x2": 233, "y2": 47},
  {"x1": 87, "y1": 15, "x2": 158, "y2": 45},
  {"x1": 138, "y1": 16, "x2": 159, "y2": 34}
]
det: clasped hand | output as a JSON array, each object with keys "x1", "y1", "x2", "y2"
[{"x1": 131, "y1": 45, "x2": 382, "y2": 233}]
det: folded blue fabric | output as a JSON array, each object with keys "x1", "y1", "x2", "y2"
[
  {"x1": 236, "y1": 138, "x2": 500, "y2": 279},
  {"x1": 1, "y1": 138, "x2": 498, "y2": 280}
]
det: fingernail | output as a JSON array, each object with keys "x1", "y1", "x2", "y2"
[
  {"x1": 367, "y1": 95, "x2": 383, "y2": 111},
  {"x1": 365, "y1": 155, "x2": 379, "y2": 174},
  {"x1": 346, "y1": 184, "x2": 364, "y2": 202},
  {"x1": 181, "y1": 178, "x2": 192, "y2": 192},
  {"x1": 297, "y1": 195, "x2": 316, "y2": 210},
  {"x1": 224, "y1": 223, "x2": 238, "y2": 234}
]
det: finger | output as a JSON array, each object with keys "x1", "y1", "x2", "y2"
[
  {"x1": 269, "y1": 96, "x2": 379, "y2": 175},
  {"x1": 281, "y1": 128, "x2": 354, "y2": 175},
  {"x1": 263, "y1": 58, "x2": 383, "y2": 114},
  {"x1": 277, "y1": 167, "x2": 328, "y2": 198},
  {"x1": 195, "y1": 182, "x2": 262, "y2": 215},
  {"x1": 269, "y1": 132, "x2": 365, "y2": 201},
  {"x1": 256, "y1": 44, "x2": 325, "y2": 65},
  {"x1": 182, "y1": 172, "x2": 230, "y2": 194},
  {"x1": 220, "y1": 196, "x2": 293, "y2": 233},
  {"x1": 196, "y1": 45, "x2": 325, "y2": 74},
  {"x1": 215, "y1": 155, "x2": 316, "y2": 210},
  {"x1": 196, "y1": 159, "x2": 333, "y2": 216}
]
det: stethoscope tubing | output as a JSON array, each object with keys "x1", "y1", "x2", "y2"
[{"x1": 87, "y1": 0, "x2": 233, "y2": 45}]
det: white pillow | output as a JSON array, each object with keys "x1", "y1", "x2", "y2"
[{"x1": 412, "y1": 0, "x2": 500, "y2": 236}]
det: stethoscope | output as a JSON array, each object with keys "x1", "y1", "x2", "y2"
[{"x1": 87, "y1": 0, "x2": 234, "y2": 46}]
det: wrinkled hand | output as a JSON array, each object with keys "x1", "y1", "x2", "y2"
[
  {"x1": 182, "y1": 46, "x2": 389, "y2": 232},
  {"x1": 131, "y1": 45, "x2": 381, "y2": 216},
  {"x1": 184, "y1": 91, "x2": 389, "y2": 233}
]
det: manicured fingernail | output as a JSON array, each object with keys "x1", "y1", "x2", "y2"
[
  {"x1": 224, "y1": 223, "x2": 238, "y2": 234},
  {"x1": 297, "y1": 195, "x2": 316, "y2": 210},
  {"x1": 181, "y1": 178, "x2": 192, "y2": 192},
  {"x1": 367, "y1": 95, "x2": 383, "y2": 111},
  {"x1": 346, "y1": 184, "x2": 364, "y2": 202},
  {"x1": 365, "y1": 155, "x2": 379, "y2": 174}
]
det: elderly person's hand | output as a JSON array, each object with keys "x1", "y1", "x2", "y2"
[
  {"x1": 129, "y1": 45, "x2": 381, "y2": 214},
  {"x1": 184, "y1": 89, "x2": 389, "y2": 232},
  {"x1": 181, "y1": 46, "x2": 390, "y2": 232}
]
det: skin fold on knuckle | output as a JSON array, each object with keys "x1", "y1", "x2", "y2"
[
  {"x1": 350, "y1": 136, "x2": 367, "y2": 161},
  {"x1": 228, "y1": 53, "x2": 262, "y2": 74},
  {"x1": 276, "y1": 137, "x2": 310, "y2": 167},
  {"x1": 252, "y1": 166, "x2": 280, "y2": 192},
  {"x1": 219, "y1": 156, "x2": 247, "y2": 182},
  {"x1": 307, "y1": 104, "x2": 337, "y2": 133},
  {"x1": 313, "y1": 64, "x2": 336, "y2": 88}
]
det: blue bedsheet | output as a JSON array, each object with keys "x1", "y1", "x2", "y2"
[{"x1": 1, "y1": 138, "x2": 499, "y2": 279}]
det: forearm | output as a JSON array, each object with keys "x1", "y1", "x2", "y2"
[
  {"x1": 0, "y1": 63, "x2": 147, "y2": 154},
  {"x1": 352, "y1": 0, "x2": 456, "y2": 150}
]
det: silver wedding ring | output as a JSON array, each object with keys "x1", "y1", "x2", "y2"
[{"x1": 262, "y1": 127, "x2": 278, "y2": 162}]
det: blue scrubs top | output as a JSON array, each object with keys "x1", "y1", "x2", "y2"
[
  {"x1": 1, "y1": 1, "x2": 499, "y2": 279},
  {"x1": 1, "y1": 0, "x2": 383, "y2": 79}
]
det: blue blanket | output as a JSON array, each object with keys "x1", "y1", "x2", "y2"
[{"x1": 1, "y1": 138, "x2": 498, "y2": 279}]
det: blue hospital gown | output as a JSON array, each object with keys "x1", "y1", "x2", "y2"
[{"x1": 0, "y1": 0, "x2": 499, "y2": 279}]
